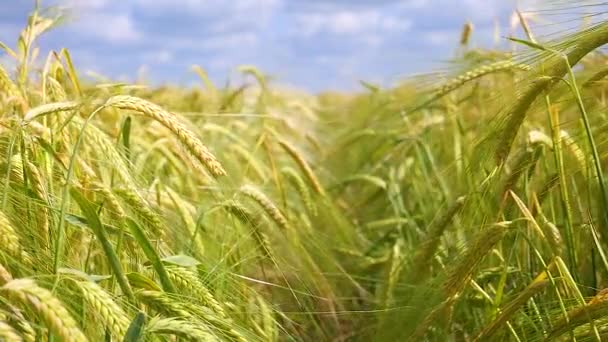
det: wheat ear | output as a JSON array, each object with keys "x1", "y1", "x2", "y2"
[
  {"x1": 76, "y1": 280, "x2": 130, "y2": 338},
  {"x1": 146, "y1": 316, "x2": 217, "y2": 341},
  {"x1": 105, "y1": 95, "x2": 226, "y2": 177},
  {"x1": 443, "y1": 222, "x2": 512, "y2": 298},
  {"x1": 278, "y1": 140, "x2": 325, "y2": 196},
  {"x1": 0, "y1": 321, "x2": 23, "y2": 342},
  {"x1": 496, "y1": 22, "x2": 608, "y2": 163},
  {"x1": 165, "y1": 266, "x2": 226, "y2": 317},
  {"x1": 240, "y1": 185, "x2": 289, "y2": 230},
  {"x1": 1, "y1": 279, "x2": 88, "y2": 342}
]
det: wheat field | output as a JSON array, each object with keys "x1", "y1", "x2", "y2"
[{"x1": 2, "y1": 2, "x2": 608, "y2": 341}]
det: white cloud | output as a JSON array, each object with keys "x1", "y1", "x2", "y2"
[
  {"x1": 293, "y1": 10, "x2": 412, "y2": 37},
  {"x1": 162, "y1": 31, "x2": 258, "y2": 53},
  {"x1": 61, "y1": 0, "x2": 109, "y2": 10},
  {"x1": 58, "y1": 0, "x2": 141, "y2": 43},
  {"x1": 75, "y1": 13, "x2": 141, "y2": 43},
  {"x1": 144, "y1": 49, "x2": 173, "y2": 64},
  {"x1": 424, "y1": 30, "x2": 454, "y2": 46},
  {"x1": 201, "y1": 32, "x2": 258, "y2": 50},
  {"x1": 135, "y1": 0, "x2": 281, "y2": 16}
]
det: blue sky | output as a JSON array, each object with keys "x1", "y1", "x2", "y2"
[{"x1": 0, "y1": 0, "x2": 545, "y2": 91}]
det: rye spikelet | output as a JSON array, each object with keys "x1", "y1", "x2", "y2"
[
  {"x1": 560, "y1": 130, "x2": 588, "y2": 174},
  {"x1": 538, "y1": 210, "x2": 563, "y2": 255},
  {"x1": 76, "y1": 280, "x2": 130, "y2": 338},
  {"x1": 78, "y1": 119, "x2": 133, "y2": 184},
  {"x1": 182, "y1": 301, "x2": 249, "y2": 342},
  {"x1": 25, "y1": 121, "x2": 51, "y2": 138},
  {"x1": 1, "y1": 278, "x2": 88, "y2": 342},
  {"x1": 105, "y1": 95, "x2": 226, "y2": 177},
  {"x1": 278, "y1": 140, "x2": 325, "y2": 196},
  {"x1": 240, "y1": 185, "x2": 289, "y2": 230}
]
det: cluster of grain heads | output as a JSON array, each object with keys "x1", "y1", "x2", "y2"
[
  {"x1": 136, "y1": 289, "x2": 248, "y2": 342},
  {"x1": 1, "y1": 279, "x2": 88, "y2": 342},
  {"x1": 495, "y1": 21, "x2": 608, "y2": 164},
  {"x1": 104, "y1": 95, "x2": 226, "y2": 177}
]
